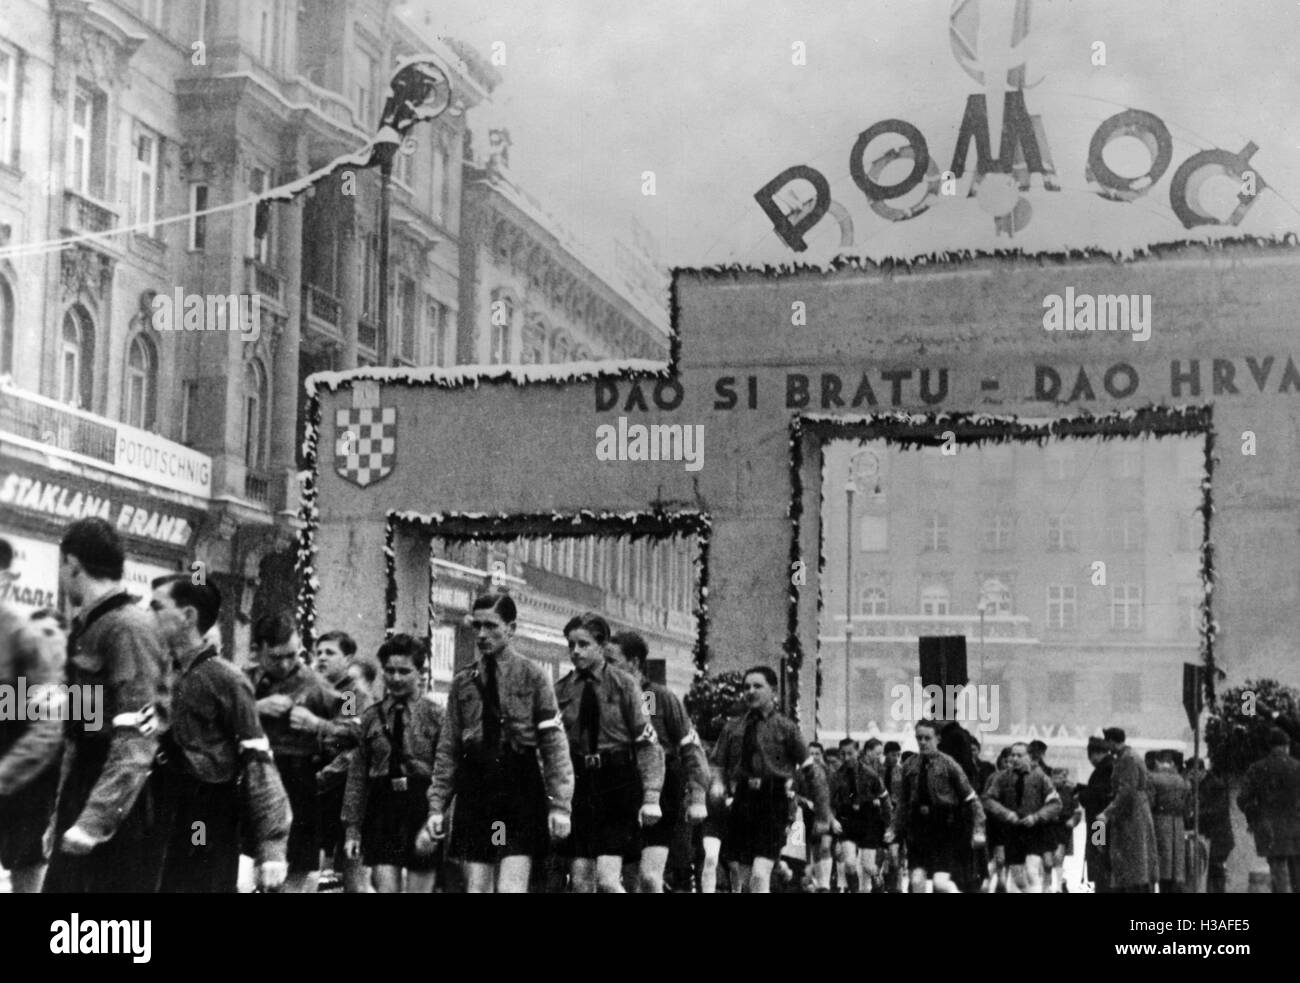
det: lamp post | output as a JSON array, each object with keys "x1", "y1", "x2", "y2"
[{"x1": 844, "y1": 448, "x2": 880, "y2": 740}]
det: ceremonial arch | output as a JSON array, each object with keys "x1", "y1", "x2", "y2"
[{"x1": 301, "y1": 237, "x2": 1300, "y2": 739}]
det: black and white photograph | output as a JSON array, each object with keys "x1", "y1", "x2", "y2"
[{"x1": 0, "y1": 0, "x2": 1297, "y2": 965}]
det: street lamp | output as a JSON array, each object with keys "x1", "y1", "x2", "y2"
[{"x1": 844, "y1": 448, "x2": 880, "y2": 740}]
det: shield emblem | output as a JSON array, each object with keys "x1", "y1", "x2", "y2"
[{"x1": 334, "y1": 406, "x2": 397, "y2": 487}]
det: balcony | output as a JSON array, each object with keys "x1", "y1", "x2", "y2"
[
  {"x1": 62, "y1": 190, "x2": 117, "y2": 237},
  {"x1": 246, "y1": 258, "x2": 284, "y2": 306},
  {"x1": 243, "y1": 471, "x2": 273, "y2": 506},
  {"x1": 0, "y1": 386, "x2": 116, "y2": 464},
  {"x1": 357, "y1": 318, "x2": 378, "y2": 352},
  {"x1": 303, "y1": 283, "x2": 341, "y2": 327}
]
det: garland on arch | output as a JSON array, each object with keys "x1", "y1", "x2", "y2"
[{"x1": 386, "y1": 508, "x2": 713, "y2": 674}]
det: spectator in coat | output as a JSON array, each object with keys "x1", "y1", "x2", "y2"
[
  {"x1": 1146, "y1": 750, "x2": 1189, "y2": 892},
  {"x1": 1097, "y1": 727, "x2": 1158, "y2": 893},
  {"x1": 1237, "y1": 727, "x2": 1300, "y2": 893},
  {"x1": 1186, "y1": 757, "x2": 1234, "y2": 893},
  {"x1": 1077, "y1": 737, "x2": 1114, "y2": 893}
]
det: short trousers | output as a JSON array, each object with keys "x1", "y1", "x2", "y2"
[
  {"x1": 449, "y1": 748, "x2": 550, "y2": 864},
  {"x1": 559, "y1": 754, "x2": 641, "y2": 860},
  {"x1": 361, "y1": 776, "x2": 436, "y2": 871},
  {"x1": 726, "y1": 780, "x2": 790, "y2": 865},
  {"x1": 318, "y1": 782, "x2": 347, "y2": 865},
  {"x1": 275, "y1": 755, "x2": 322, "y2": 873},
  {"x1": 1002, "y1": 824, "x2": 1056, "y2": 866},
  {"x1": 158, "y1": 771, "x2": 241, "y2": 893},
  {"x1": 906, "y1": 806, "x2": 961, "y2": 875},
  {"x1": 0, "y1": 762, "x2": 59, "y2": 869}
]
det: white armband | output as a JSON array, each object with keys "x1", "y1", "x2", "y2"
[
  {"x1": 240, "y1": 737, "x2": 271, "y2": 752},
  {"x1": 537, "y1": 715, "x2": 562, "y2": 732}
]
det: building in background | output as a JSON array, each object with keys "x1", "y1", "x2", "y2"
[
  {"x1": 819, "y1": 436, "x2": 1204, "y2": 776},
  {"x1": 0, "y1": 0, "x2": 685, "y2": 677}
]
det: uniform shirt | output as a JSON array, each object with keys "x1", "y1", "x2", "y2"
[
  {"x1": 0, "y1": 600, "x2": 67, "y2": 796},
  {"x1": 982, "y1": 767, "x2": 1062, "y2": 826},
  {"x1": 317, "y1": 673, "x2": 374, "y2": 793},
  {"x1": 555, "y1": 657, "x2": 664, "y2": 804},
  {"x1": 168, "y1": 643, "x2": 265, "y2": 785},
  {"x1": 891, "y1": 749, "x2": 986, "y2": 841},
  {"x1": 641, "y1": 679, "x2": 710, "y2": 807},
  {"x1": 246, "y1": 661, "x2": 345, "y2": 759},
  {"x1": 341, "y1": 695, "x2": 444, "y2": 828},
  {"x1": 428, "y1": 646, "x2": 574, "y2": 817},
  {"x1": 711, "y1": 703, "x2": 812, "y2": 786},
  {"x1": 832, "y1": 759, "x2": 891, "y2": 825}
]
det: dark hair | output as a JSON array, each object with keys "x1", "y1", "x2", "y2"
[
  {"x1": 30, "y1": 608, "x2": 68, "y2": 632},
  {"x1": 347, "y1": 656, "x2": 379, "y2": 686},
  {"x1": 883, "y1": 741, "x2": 901, "y2": 754},
  {"x1": 864, "y1": 738, "x2": 883, "y2": 751},
  {"x1": 901, "y1": 750, "x2": 916, "y2": 763},
  {"x1": 1156, "y1": 748, "x2": 1177, "y2": 765},
  {"x1": 252, "y1": 610, "x2": 298, "y2": 648},
  {"x1": 838, "y1": 738, "x2": 858, "y2": 750},
  {"x1": 0, "y1": 537, "x2": 11, "y2": 571},
  {"x1": 1028, "y1": 740, "x2": 1047, "y2": 756},
  {"x1": 744, "y1": 665, "x2": 778, "y2": 689},
  {"x1": 1268, "y1": 727, "x2": 1291, "y2": 748},
  {"x1": 152, "y1": 574, "x2": 223, "y2": 635},
  {"x1": 996, "y1": 746, "x2": 1013, "y2": 766},
  {"x1": 377, "y1": 633, "x2": 426, "y2": 671},
  {"x1": 60, "y1": 518, "x2": 125, "y2": 581},
  {"x1": 808, "y1": 741, "x2": 824, "y2": 752},
  {"x1": 472, "y1": 592, "x2": 517, "y2": 623},
  {"x1": 610, "y1": 630, "x2": 648, "y2": 667},
  {"x1": 1086, "y1": 736, "x2": 1110, "y2": 755},
  {"x1": 1102, "y1": 726, "x2": 1126, "y2": 745},
  {"x1": 316, "y1": 630, "x2": 357, "y2": 657},
  {"x1": 563, "y1": 611, "x2": 611, "y2": 645},
  {"x1": 914, "y1": 719, "x2": 939, "y2": 736}
]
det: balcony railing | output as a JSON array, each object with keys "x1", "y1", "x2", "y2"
[
  {"x1": 246, "y1": 259, "x2": 283, "y2": 305},
  {"x1": 244, "y1": 471, "x2": 272, "y2": 505},
  {"x1": 62, "y1": 190, "x2": 117, "y2": 235},
  {"x1": 0, "y1": 387, "x2": 116, "y2": 464},
  {"x1": 303, "y1": 283, "x2": 341, "y2": 328}
]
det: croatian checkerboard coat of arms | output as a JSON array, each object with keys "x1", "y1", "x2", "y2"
[{"x1": 335, "y1": 405, "x2": 397, "y2": 487}]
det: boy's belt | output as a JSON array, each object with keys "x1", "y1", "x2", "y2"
[{"x1": 574, "y1": 747, "x2": 633, "y2": 770}]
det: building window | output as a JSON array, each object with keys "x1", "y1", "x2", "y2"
[
  {"x1": 124, "y1": 334, "x2": 157, "y2": 430},
  {"x1": 1110, "y1": 584, "x2": 1143, "y2": 630},
  {"x1": 134, "y1": 127, "x2": 161, "y2": 238},
  {"x1": 429, "y1": 140, "x2": 445, "y2": 220},
  {"x1": 180, "y1": 379, "x2": 197, "y2": 444},
  {"x1": 425, "y1": 297, "x2": 448, "y2": 366},
  {"x1": 1046, "y1": 585, "x2": 1075, "y2": 630},
  {"x1": 243, "y1": 359, "x2": 268, "y2": 469},
  {"x1": 1047, "y1": 671, "x2": 1074, "y2": 704},
  {"x1": 60, "y1": 307, "x2": 93, "y2": 409},
  {"x1": 397, "y1": 276, "x2": 416, "y2": 362},
  {"x1": 489, "y1": 290, "x2": 513, "y2": 364},
  {"x1": 0, "y1": 42, "x2": 17, "y2": 167},
  {"x1": 522, "y1": 319, "x2": 546, "y2": 365},
  {"x1": 922, "y1": 513, "x2": 949, "y2": 552},
  {"x1": 860, "y1": 515, "x2": 888, "y2": 551},
  {"x1": 1111, "y1": 672, "x2": 1142, "y2": 712},
  {"x1": 859, "y1": 586, "x2": 888, "y2": 616},
  {"x1": 0, "y1": 276, "x2": 12, "y2": 376},
  {"x1": 1047, "y1": 514, "x2": 1077, "y2": 551},
  {"x1": 552, "y1": 334, "x2": 569, "y2": 364},
  {"x1": 1118, "y1": 512, "x2": 1142, "y2": 551},
  {"x1": 920, "y1": 584, "x2": 950, "y2": 617},
  {"x1": 439, "y1": 144, "x2": 452, "y2": 218},
  {"x1": 979, "y1": 578, "x2": 1012, "y2": 616},
  {"x1": 361, "y1": 235, "x2": 377, "y2": 320},
  {"x1": 248, "y1": 168, "x2": 274, "y2": 262},
  {"x1": 354, "y1": 48, "x2": 376, "y2": 128},
  {"x1": 1045, "y1": 446, "x2": 1074, "y2": 481},
  {"x1": 189, "y1": 183, "x2": 208, "y2": 250},
  {"x1": 983, "y1": 512, "x2": 1013, "y2": 551},
  {"x1": 68, "y1": 82, "x2": 95, "y2": 195}
]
